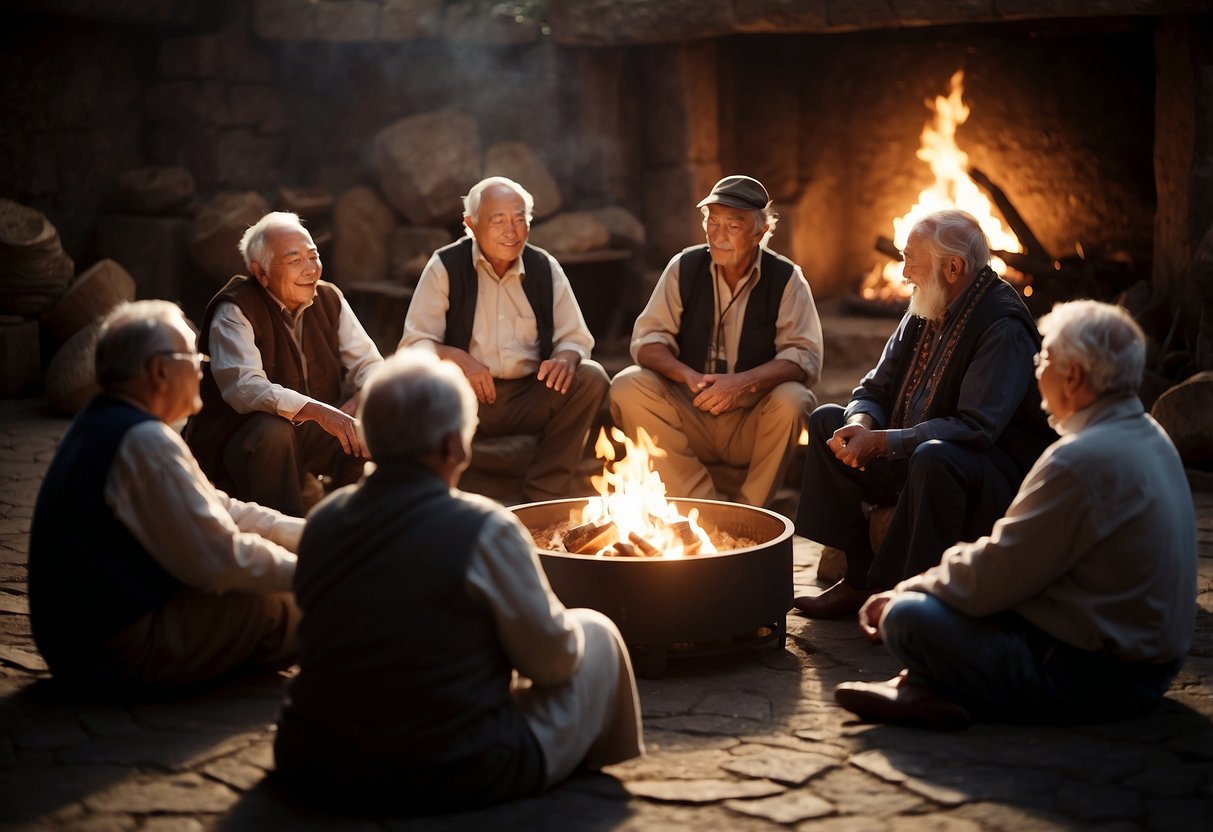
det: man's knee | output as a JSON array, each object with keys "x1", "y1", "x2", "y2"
[
  {"x1": 881, "y1": 592, "x2": 953, "y2": 653},
  {"x1": 609, "y1": 366, "x2": 662, "y2": 418},
  {"x1": 807, "y1": 403, "x2": 846, "y2": 444},
  {"x1": 906, "y1": 439, "x2": 974, "y2": 485},
  {"x1": 762, "y1": 382, "x2": 815, "y2": 421},
  {"x1": 238, "y1": 413, "x2": 298, "y2": 455}
]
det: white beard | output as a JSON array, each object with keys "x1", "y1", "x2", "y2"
[{"x1": 908, "y1": 267, "x2": 950, "y2": 321}]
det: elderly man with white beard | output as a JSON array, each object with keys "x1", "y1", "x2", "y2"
[{"x1": 793, "y1": 209, "x2": 1056, "y2": 619}]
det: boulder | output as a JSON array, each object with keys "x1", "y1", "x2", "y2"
[
  {"x1": 0, "y1": 199, "x2": 74, "y2": 317},
  {"x1": 188, "y1": 191, "x2": 271, "y2": 283},
  {"x1": 45, "y1": 322, "x2": 102, "y2": 416},
  {"x1": 373, "y1": 111, "x2": 481, "y2": 226},
  {"x1": 41, "y1": 259, "x2": 136, "y2": 343},
  {"x1": 117, "y1": 166, "x2": 195, "y2": 215},
  {"x1": 389, "y1": 226, "x2": 453, "y2": 285},
  {"x1": 483, "y1": 142, "x2": 562, "y2": 219},
  {"x1": 332, "y1": 187, "x2": 396, "y2": 286},
  {"x1": 589, "y1": 206, "x2": 646, "y2": 249},
  {"x1": 277, "y1": 185, "x2": 334, "y2": 222},
  {"x1": 528, "y1": 212, "x2": 610, "y2": 255},
  {"x1": 1151, "y1": 371, "x2": 1213, "y2": 468}
]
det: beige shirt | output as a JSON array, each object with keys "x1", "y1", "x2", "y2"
[
  {"x1": 895, "y1": 395, "x2": 1197, "y2": 663},
  {"x1": 105, "y1": 413, "x2": 301, "y2": 594},
  {"x1": 399, "y1": 239, "x2": 595, "y2": 379},
  {"x1": 209, "y1": 292, "x2": 383, "y2": 420},
  {"x1": 630, "y1": 247, "x2": 824, "y2": 384}
]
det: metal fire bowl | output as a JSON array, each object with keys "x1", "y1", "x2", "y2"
[{"x1": 512, "y1": 497, "x2": 794, "y2": 676}]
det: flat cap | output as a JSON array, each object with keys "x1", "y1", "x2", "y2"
[{"x1": 696, "y1": 175, "x2": 770, "y2": 211}]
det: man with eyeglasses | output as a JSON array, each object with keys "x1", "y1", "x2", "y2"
[
  {"x1": 30, "y1": 301, "x2": 303, "y2": 692},
  {"x1": 185, "y1": 212, "x2": 383, "y2": 515},
  {"x1": 609, "y1": 175, "x2": 823, "y2": 508},
  {"x1": 399, "y1": 177, "x2": 607, "y2": 502}
]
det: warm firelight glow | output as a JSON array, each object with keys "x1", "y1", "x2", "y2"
[
  {"x1": 576, "y1": 426, "x2": 717, "y2": 558},
  {"x1": 862, "y1": 69, "x2": 1023, "y2": 301}
]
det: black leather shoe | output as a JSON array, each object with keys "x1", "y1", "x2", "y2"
[
  {"x1": 834, "y1": 672, "x2": 971, "y2": 730},
  {"x1": 793, "y1": 580, "x2": 870, "y2": 619}
]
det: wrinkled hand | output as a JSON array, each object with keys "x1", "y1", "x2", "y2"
[
  {"x1": 298, "y1": 401, "x2": 369, "y2": 458},
  {"x1": 338, "y1": 391, "x2": 361, "y2": 417},
  {"x1": 858, "y1": 592, "x2": 894, "y2": 645},
  {"x1": 827, "y1": 423, "x2": 885, "y2": 470},
  {"x1": 451, "y1": 352, "x2": 496, "y2": 404},
  {"x1": 690, "y1": 373, "x2": 755, "y2": 415},
  {"x1": 537, "y1": 350, "x2": 580, "y2": 395}
]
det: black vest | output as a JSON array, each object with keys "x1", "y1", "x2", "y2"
[
  {"x1": 674, "y1": 245, "x2": 794, "y2": 373},
  {"x1": 274, "y1": 461, "x2": 544, "y2": 810},
  {"x1": 29, "y1": 396, "x2": 186, "y2": 682},
  {"x1": 436, "y1": 236, "x2": 554, "y2": 361}
]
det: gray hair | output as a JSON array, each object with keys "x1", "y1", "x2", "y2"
[
  {"x1": 910, "y1": 209, "x2": 991, "y2": 276},
  {"x1": 1037, "y1": 300, "x2": 1146, "y2": 398},
  {"x1": 95, "y1": 300, "x2": 192, "y2": 388},
  {"x1": 359, "y1": 349, "x2": 478, "y2": 463},
  {"x1": 462, "y1": 176, "x2": 535, "y2": 237},
  {"x1": 699, "y1": 205, "x2": 779, "y2": 247},
  {"x1": 239, "y1": 211, "x2": 308, "y2": 271}
]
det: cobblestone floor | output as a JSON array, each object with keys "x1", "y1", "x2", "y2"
[{"x1": 1, "y1": 396, "x2": 1211, "y2": 831}]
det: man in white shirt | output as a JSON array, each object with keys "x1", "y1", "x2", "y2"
[
  {"x1": 399, "y1": 177, "x2": 608, "y2": 502},
  {"x1": 185, "y1": 212, "x2": 383, "y2": 515},
  {"x1": 835, "y1": 300, "x2": 1197, "y2": 729},
  {"x1": 274, "y1": 349, "x2": 643, "y2": 812},
  {"x1": 29, "y1": 301, "x2": 302, "y2": 692}
]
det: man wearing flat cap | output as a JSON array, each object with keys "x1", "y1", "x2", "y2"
[{"x1": 610, "y1": 175, "x2": 823, "y2": 508}]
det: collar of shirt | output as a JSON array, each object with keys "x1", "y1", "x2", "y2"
[
  {"x1": 1055, "y1": 392, "x2": 1143, "y2": 437},
  {"x1": 709, "y1": 250, "x2": 762, "y2": 303},
  {"x1": 471, "y1": 238, "x2": 526, "y2": 283},
  {"x1": 263, "y1": 287, "x2": 315, "y2": 328}
]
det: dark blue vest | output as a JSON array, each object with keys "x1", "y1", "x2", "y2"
[
  {"x1": 29, "y1": 396, "x2": 186, "y2": 681},
  {"x1": 674, "y1": 245, "x2": 794, "y2": 374}
]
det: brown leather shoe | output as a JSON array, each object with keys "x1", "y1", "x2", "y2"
[
  {"x1": 834, "y1": 672, "x2": 971, "y2": 730},
  {"x1": 792, "y1": 579, "x2": 870, "y2": 619}
]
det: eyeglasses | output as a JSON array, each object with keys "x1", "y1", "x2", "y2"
[{"x1": 153, "y1": 351, "x2": 210, "y2": 369}]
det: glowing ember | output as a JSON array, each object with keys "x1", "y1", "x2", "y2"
[{"x1": 862, "y1": 69, "x2": 1023, "y2": 301}]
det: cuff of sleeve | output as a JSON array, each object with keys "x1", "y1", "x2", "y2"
[
  {"x1": 553, "y1": 342, "x2": 590, "y2": 361},
  {"x1": 884, "y1": 428, "x2": 915, "y2": 460},
  {"x1": 279, "y1": 392, "x2": 311, "y2": 421}
]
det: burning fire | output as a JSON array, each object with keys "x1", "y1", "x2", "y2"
[
  {"x1": 559, "y1": 426, "x2": 717, "y2": 559},
  {"x1": 862, "y1": 69, "x2": 1023, "y2": 301}
]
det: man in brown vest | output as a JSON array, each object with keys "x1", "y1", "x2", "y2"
[{"x1": 186, "y1": 212, "x2": 383, "y2": 515}]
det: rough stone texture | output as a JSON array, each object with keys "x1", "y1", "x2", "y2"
[
  {"x1": 548, "y1": 0, "x2": 736, "y2": 45},
  {"x1": 1151, "y1": 371, "x2": 1213, "y2": 468},
  {"x1": 442, "y1": 2, "x2": 545, "y2": 45},
  {"x1": 40, "y1": 258, "x2": 136, "y2": 343},
  {"x1": 642, "y1": 43, "x2": 719, "y2": 168},
  {"x1": 483, "y1": 142, "x2": 563, "y2": 220},
  {"x1": 277, "y1": 186, "x2": 334, "y2": 223},
  {"x1": 528, "y1": 212, "x2": 611, "y2": 255},
  {"x1": 252, "y1": 0, "x2": 317, "y2": 40},
  {"x1": 0, "y1": 199, "x2": 75, "y2": 318},
  {"x1": 373, "y1": 111, "x2": 482, "y2": 226},
  {"x1": 94, "y1": 215, "x2": 193, "y2": 311},
  {"x1": 645, "y1": 162, "x2": 723, "y2": 267},
  {"x1": 116, "y1": 167, "x2": 195, "y2": 216},
  {"x1": 589, "y1": 206, "x2": 646, "y2": 249},
  {"x1": 43, "y1": 321, "x2": 100, "y2": 415},
  {"x1": 332, "y1": 186, "x2": 397, "y2": 287},
  {"x1": 188, "y1": 192, "x2": 271, "y2": 284},
  {"x1": 388, "y1": 226, "x2": 452, "y2": 285},
  {"x1": 380, "y1": 0, "x2": 445, "y2": 40}
]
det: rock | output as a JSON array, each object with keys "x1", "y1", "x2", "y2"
[
  {"x1": 332, "y1": 187, "x2": 396, "y2": 286},
  {"x1": 0, "y1": 199, "x2": 74, "y2": 317},
  {"x1": 373, "y1": 111, "x2": 481, "y2": 226},
  {"x1": 1151, "y1": 371, "x2": 1213, "y2": 467},
  {"x1": 528, "y1": 212, "x2": 610, "y2": 255},
  {"x1": 45, "y1": 322, "x2": 102, "y2": 416},
  {"x1": 380, "y1": 0, "x2": 445, "y2": 40},
  {"x1": 589, "y1": 206, "x2": 646, "y2": 248},
  {"x1": 389, "y1": 226, "x2": 452, "y2": 285},
  {"x1": 188, "y1": 191, "x2": 270, "y2": 283},
  {"x1": 40, "y1": 258, "x2": 136, "y2": 343},
  {"x1": 442, "y1": 1, "x2": 544, "y2": 44},
  {"x1": 548, "y1": 0, "x2": 734, "y2": 46},
  {"x1": 483, "y1": 142, "x2": 562, "y2": 219},
  {"x1": 116, "y1": 166, "x2": 195, "y2": 215},
  {"x1": 0, "y1": 317, "x2": 40, "y2": 397},
  {"x1": 277, "y1": 185, "x2": 334, "y2": 222}
]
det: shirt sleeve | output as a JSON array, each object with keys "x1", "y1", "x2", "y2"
[
  {"x1": 209, "y1": 302, "x2": 310, "y2": 420},
  {"x1": 398, "y1": 252, "x2": 449, "y2": 354},
  {"x1": 895, "y1": 446, "x2": 1090, "y2": 617},
  {"x1": 772, "y1": 266, "x2": 824, "y2": 386},
  {"x1": 105, "y1": 421, "x2": 299, "y2": 594},
  {"x1": 547, "y1": 254, "x2": 595, "y2": 360},
  {"x1": 629, "y1": 254, "x2": 683, "y2": 360},
  {"x1": 336, "y1": 294, "x2": 385, "y2": 391},
  {"x1": 464, "y1": 510, "x2": 583, "y2": 687},
  {"x1": 845, "y1": 314, "x2": 915, "y2": 429}
]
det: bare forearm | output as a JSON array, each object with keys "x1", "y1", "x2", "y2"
[{"x1": 636, "y1": 343, "x2": 696, "y2": 387}]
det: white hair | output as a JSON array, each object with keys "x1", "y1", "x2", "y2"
[
  {"x1": 238, "y1": 211, "x2": 309, "y2": 271},
  {"x1": 461, "y1": 177, "x2": 534, "y2": 237},
  {"x1": 699, "y1": 205, "x2": 779, "y2": 247},
  {"x1": 910, "y1": 209, "x2": 991, "y2": 277},
  {"x1": 1037, "y1": 300, "x2": 1146, "y2": 397},
  {"x1": 95, "y1": 300, "x2": 191, "y2": 387},
  {"x1": 359, "y1": 349, "x2": 478, "y2": 462}
]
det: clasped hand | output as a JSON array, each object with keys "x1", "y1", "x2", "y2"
[
  {"x1": 687, "y1": 372, "x2": 755, "y2": 415},
  {"x1": 827, "y1": 423, "x2": 884, "y2": 470}
]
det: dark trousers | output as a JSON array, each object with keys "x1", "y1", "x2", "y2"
[{"x1": 794, "y1": 404, "x2": 1021, "y2": 590}]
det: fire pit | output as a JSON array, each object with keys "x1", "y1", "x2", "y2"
[{"x1": 512, "y1": 496, "x2": 793, "y2": 678}]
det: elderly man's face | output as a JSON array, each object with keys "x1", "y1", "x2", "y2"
[
  {"x1": 156, "y1": 318, "x2": 205, "y2": 425},
  {"x1": 252, "y1": 227, "x2": 322, "y2": 313},
  {"x1": 902, "y1": 234, "x2": 950, "y2": 321},
  {"x1": 704, "y1": 204, "x2": 763, "y2": 275},
  {"x1": 1034, "y1": 340, "x2": 1074, "y2": 425},
  {"x1": 466, "y1": 184, "x2": 529, "y2": 276}
]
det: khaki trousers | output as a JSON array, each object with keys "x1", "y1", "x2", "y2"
[{"x1": 609, "y1": 366, "x2": 815, "y2": 508}]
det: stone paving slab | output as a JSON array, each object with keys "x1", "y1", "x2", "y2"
[{"x1": 1, "y1": 396, "x2": 1212, "y2": 830}]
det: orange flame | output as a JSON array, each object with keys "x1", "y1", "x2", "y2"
[{"x1": 863, "y1": 69, "x2": 1022, "y2": 301}]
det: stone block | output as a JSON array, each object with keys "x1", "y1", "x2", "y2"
[
  {"x1": 483, "y1": 142, "x2": 562, "y2": 220},
  {"x1": 40, "y1": 258, "x2": 136, "y2": 343},
  {"x1": 0, "y1": 199, "x2": 74, "y2": 318},
  {"x1": 213, "y1": 130, "x2": 284, "y2": 189},
  {"x1": 188, "y1": 192, "x2": 271, "y2": 284},
  {"x1": 547, "y1": 0, "x2": 734, "y2": 46},
  {"x1": 734, "y1": 0, "x2": 829, "y2": 32},
  {"x1": 642, "y1": 42, "x2": 719, "y2": 167},
  {"x1": 589, "y1": 206, "x2": 646, "y2": 249},
  {"x1": 373, "y1": 110, "x2": 482, "y2": 225},
  {"x1": 643, "y1": 162, "x2": 722, "y2": 267},
  {"x1": 389, "y1": 226, "x2": 452, "y2": 285},
  {"x1": 528, "y1": 212, "x2": 610, "y2": 256},
  {"x1": 0, "y1": 318, "x2": 40, "y2": 398},
  {"x1": 380, "y1": 0, "x2": 445, "y2": 40},
  {"x1": 1152, "y1": 371, "x2": 1213, "y2": 467},
  {"x1": 117, "y1": 166, "x2": 195, "y2": 215},
  {"x1": 332, "y1": 186, "x2": 397, "y2": 286},
  {"x1": 95, "y1": 214, "x2": 192, "y2": 307},
  {"x1": 253, "y1": 0, "x2": 318, "y2": 40},
  {"x1": 277, "y1": 185, "x2": 335, "y2": 222},
  {"x1": 45, "y1": 322, "x2": 101, "y2": 416},
  {"x1": 315, "y1": 0, "x2": 380, "y2": 42},
  {"x1": 228, "y1": 84, "x2": 287, "y2": 132}
]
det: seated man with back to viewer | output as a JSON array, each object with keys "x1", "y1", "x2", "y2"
[
  {"x1": 835, "y1": 300, "x2": 1197, "y2": 729},
  {"x1": 273, "y1": 349, "x2": 644, "y2": 812},
  {"x1": 185, "y1": 212, "x2": 383, "y2": 516},
  {"x1": 794, "y1": 208, "x2": 1055, "y2": 619},
  {"x1": 399, "y1": 176, "x2": 608, "y2": 502},
  {"x1": 610, "y1": 175, "x2": 823, "y2": 508},
  {"x1": 29, "y1": 301, "x2": 301, "y2": 692}
]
